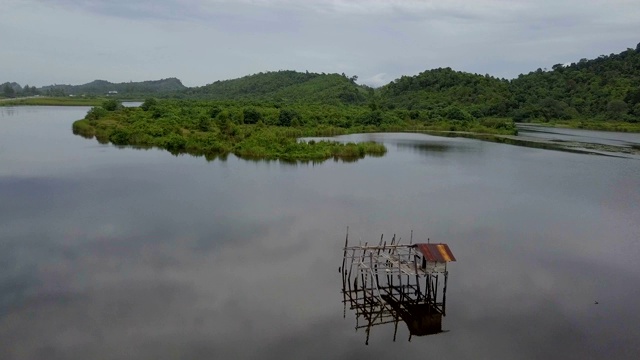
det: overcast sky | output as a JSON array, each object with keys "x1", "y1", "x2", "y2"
[{"x1": 1, "y1": 0, "x2": 639, "y2": 87}]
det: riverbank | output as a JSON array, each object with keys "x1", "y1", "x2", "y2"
[{"x1": 523, "y1": 120, "x2": 640, "y2": 133}]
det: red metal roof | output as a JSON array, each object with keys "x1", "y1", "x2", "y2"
[{"x1": 415, "y1": 243, "x2": 456, "y2": 262}]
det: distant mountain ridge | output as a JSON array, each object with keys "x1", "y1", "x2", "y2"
[{"x1": 39, "y1": 78, "x2": 186, "y2": 96}]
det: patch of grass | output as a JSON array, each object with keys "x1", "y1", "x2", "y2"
[{"x1": 0, "y1": 97, "x2": 105, "y2": 107}]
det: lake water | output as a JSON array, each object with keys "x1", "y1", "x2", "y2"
[{"x1": 1, "y1": 106, "x2": 639, "y2": 359}]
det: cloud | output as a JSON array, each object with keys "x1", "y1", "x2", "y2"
[
  {"x1": 33, "y1": 0, "x2": 207, "y2": 21},
  {"x1": 35, "y1": 0, "x2": 515, "y2": 21},
  {"x1": 4, "y1": 0, "x2": 639, "y2": 87}
]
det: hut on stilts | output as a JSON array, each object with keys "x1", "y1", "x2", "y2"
[{"x1": 340, "y1": 229, "x2": 456, "y2": 344}]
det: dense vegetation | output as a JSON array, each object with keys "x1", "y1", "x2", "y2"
[
  {"x1": 177, "y1": 69, "x2": 518, "y2": 135},
  {"x1": 182, "y1": 70, "x2": 368, "y2": 105},
  {"x1": 372, "y1": 44, "x2": 640, "y2": 129},
  {"x1": 72, "y1": 98, "x2": 516, "y2": 162},
  {"x1": 376, "y1": 68, "x2": 513, "y2": 120},
  {"x1": 9, "y1": 42, "x2": 640, "y2": 132},
  {"x1": 510, "y1": 44, "x2": 640, "y2": 123},
  {"x1": 2, "y1": 82, "x2": 40, "y2": 98}
]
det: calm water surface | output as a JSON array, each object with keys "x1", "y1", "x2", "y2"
[{"x1": 1, "y1": 106, "x2": 639, "y2": 359}]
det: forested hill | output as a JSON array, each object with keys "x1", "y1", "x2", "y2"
[
  {"x1": 39, "y1": 78, "x2": 186, "y2": 96},
  {"x1": 376, "y1": 68, "x2": 512, "y2": 118},
  {"x1": 181, "y1": 70, "x2": 369, "y2": 105},
  {"x1": 509, "y1": 44, "x2": 640, "y2": 122},
  {"x1": 5, "y1": 42, "x2": 640, "y2": 123},
  {"x1": 372, "y1": 43, "x2": 640, "y2": 123}
]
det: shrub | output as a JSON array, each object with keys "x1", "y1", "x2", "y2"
[
  {"x1": 243, "y1": 107, "x2": 263, "y2": 124},
  {"x1": 85, "y1": 106, "x2": 108, "y2": 120},
  {"x1": 278, "y1": 108, "x2": 300, "y2": 127},
  {"x1": 109, "y1": 129, "x2": 130, "y2": 145},
  {"x1": 141, "y1": 98, "x2": 158, "y2": 111},
  {"x1": 102, "y1": 99, "x2": 122, "y2": 111}
]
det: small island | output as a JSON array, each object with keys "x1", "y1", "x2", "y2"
[{"x1": 72, "y1": 98, "x2": 516, "y2": 162}]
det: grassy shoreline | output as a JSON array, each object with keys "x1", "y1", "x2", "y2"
[
  {"x1": 0, "y1": 97, "x2": 106, "y2": 107},
  {"x1": 521, "y1": 120, "x2": 640, "y2": 133}
]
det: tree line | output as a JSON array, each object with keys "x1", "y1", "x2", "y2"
[{"x1": 8, "y1": 42, "x2": 640, "y2": 123}]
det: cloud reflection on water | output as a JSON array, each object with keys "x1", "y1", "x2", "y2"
[{"x1": 1, "y1": 108, "x2": 640, "y2": 359}]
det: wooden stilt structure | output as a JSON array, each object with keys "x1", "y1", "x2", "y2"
[{"x1": 341, "y1": 230, "x2": 456, "y2": 343}]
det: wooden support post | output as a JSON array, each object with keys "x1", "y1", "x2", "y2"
[
  {"x1": 342, "y1": 227, "x2": 349, "y2": 275},
  {"x1": 434, "y1": 274, "x2": 439, "y2": 311},
  {"x1": 398, "y1": 253, "x2": 403, "y2": 303},
  {"x1": 347, "y1": 249, "x2": 354, "y2": 284},
  {"x1": 342, "y1": 228, "x2": 349, "y2": 316},
  {"x1": 442, "y1": 271, "x2": 448, "y2": 316},
  {"x1": 426, "y1": 275, "x2": 432, "y2": 312},
  {"x1": 414, "y1": 255, "x2": 421, "y2": 301},
  {"x1": 365, "y1": 323, "x2": 371, "y2": 346},
  {"x1": 361, "y1": 270, "x2": 367, "y2": 309},
  {"x1": 393, "y1": 317, "x2": 399, "y2": 342},
  {"x1": 368, "y1": 261, "x2": 374, "y2": 343},
  {"x1": 407, "y1": 274, "x2": 411, "y2": 302}
]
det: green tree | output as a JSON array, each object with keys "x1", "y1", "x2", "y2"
[
  {"x1": 242, "y1": 107, "x2": 262, "y2": 124},
  {"x1": 3, "y1": 84, "x2": 15, "y2": 98},
  {"x1": 141, "y1": 98, "x2": 158, "y2": 111},
  {"x1": 443, "y1": 106, "x2": 473, "y2": 121},
  {"x1": 359, "y1": 110, "x2": 383, "y2": 126},
  {"x1": 278, "y1": 108, "x2": 300, "y2": 127},
  {"x1": 197, "y1": 115, "x2": 211, "y2": 131},
  {"x1": 607, "y1": 100, "x2": 628, "y2": 120},
  {"x1": 210, "y1": 106, "x2": 222, "y2": 118},
  {"x1": 216, "y1": 109, "x2": 230, "y2": 124},
  {"x1": 85, "y1": 106, "x2": 108, "y2": 120},
  {"x1": 102, "y1": 99, "x2": 122, "y2": 111},
  {"x1": 624, "y1": 89, "x2": 640, "y2": 108}
]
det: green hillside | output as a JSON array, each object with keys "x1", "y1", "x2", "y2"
[
  {"x1": 376, "y1": 67, "x2": 512, "y2": 119},
  {"x1": 509, "y1": 44, "x2": 640, "y2": 122},
  {"x1": 183, "y1": 70, "x2": 368, "y2": 105},
  {"x1": 372, "y1": 43, "x2": 640, "y2": 126},
  {"x1": 5, "y1": 42, "x2": 640, "y2": 129}
]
